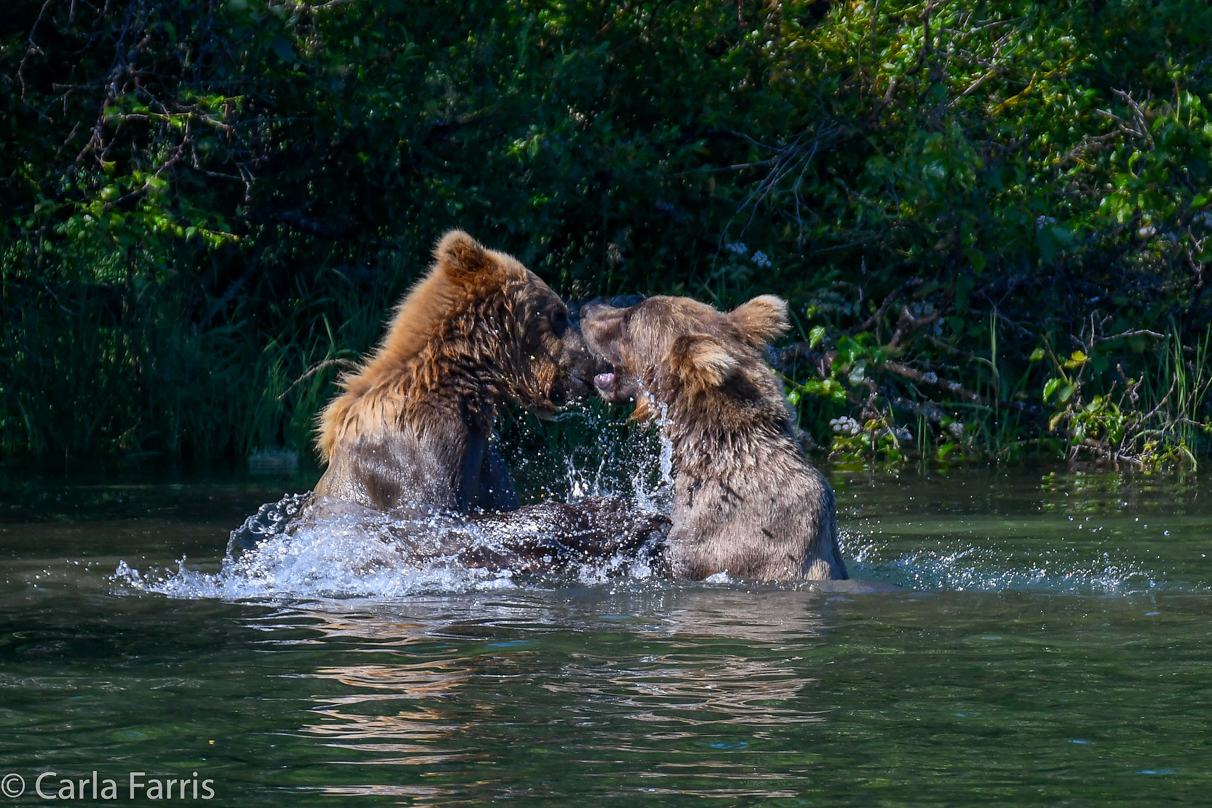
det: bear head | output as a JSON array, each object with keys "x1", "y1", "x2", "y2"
[
  {"x1": 580, "y1": 294, "x2": 790, "y2": 420},
  {"x1": 421, "y1": 230, "x2": 600, "y2": 416}
]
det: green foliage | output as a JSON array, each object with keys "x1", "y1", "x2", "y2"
[
  {"x1": 1037, "y1": 328, "x2": 1212, "y2": 468},
  {"x1": 2, "y1": 0, "x2": 1211, "y2": 463}
]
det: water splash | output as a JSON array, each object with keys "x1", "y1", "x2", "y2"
[
  {"x1": 126, "y1": 495, "x2": 667, "y2": 602},
  {"x1": 629, "y1": 397, "x2": 675, "y2": 514},
  {"x1": 110, "y1": 400, "x2": 1180, "y2": 599},
  {"x1": 844, "y1": 531, "x2": 1160, "y2": 594},
  {"x1": 543, "y1": 400, "x2": 675, "y2": 512},
  {"x1": 113, "y1": 403, "x2": 681, "y2": 602},
  {"x1": 118, "y1": 503, "x2": 504, "y2": 601}
]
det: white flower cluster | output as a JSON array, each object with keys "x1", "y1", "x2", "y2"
[
  {"x1": 752, "y1": 250, "x2": 771, "y2": 268},
  {"x1": 829, "y1": 416, "x2": 862, "y2": 436}
]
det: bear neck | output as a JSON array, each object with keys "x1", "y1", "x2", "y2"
[
  {"x1": 662, "y1": 390, "x2": 798, "y2": 478},
  {"x1": 375, "y1": 291, "x2": 515, "y2": 402},
  {"x1": 403, "y1": 333, "x2": 514, "y2": 430},
  {"x1": 330, "y1": 299, "x2": 516, "y2": 452}
]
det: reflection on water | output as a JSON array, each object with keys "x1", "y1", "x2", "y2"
[
  {"x1": 274, "y1": 589, "x2": 838, "y2": 803},
  {"x1": 301, "y1": 612, "x2": 470, "y2": 773}
]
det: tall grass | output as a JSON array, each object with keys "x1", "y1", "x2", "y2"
[
  {"x1": 0, "y1": 250, "x2": 413, "y2": 467},
  {"x1": 1144, "y1": 327, "x2": 1212, "y2": 467}
]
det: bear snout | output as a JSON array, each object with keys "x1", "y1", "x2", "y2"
[
  {"x1": 557, "y1": 327, "x2": 608, "y2": 402},
  {"x1": 579, "y1": 304, "x2": 626, "y2": 363}
]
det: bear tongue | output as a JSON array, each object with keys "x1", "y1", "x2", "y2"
[{"x1": 593, "y1": 372, "x2": 615, "y2": 391}]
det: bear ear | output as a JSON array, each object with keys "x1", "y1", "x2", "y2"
[
  {"x1": 669, "y1": 333, "x2": 739, "y2": 389},
  {"x1": 728, "y1": 294, "x2": 790, "y2": 346},
  {"x1": 434, "y1": 230, "x2": 495, "y2": 282}
]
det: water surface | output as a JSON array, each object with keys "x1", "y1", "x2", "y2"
[{"x1": 1, "y1": 467, "x2": 1210, "y2": 806}]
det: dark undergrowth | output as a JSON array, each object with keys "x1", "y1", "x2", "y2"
[{"x1": 3, "y1": 0, "x2": 1211, "y2": 469}]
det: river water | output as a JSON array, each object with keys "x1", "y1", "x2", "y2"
[{"x1": 1, "y1": 465, "x2": 1209, "y2": 806}]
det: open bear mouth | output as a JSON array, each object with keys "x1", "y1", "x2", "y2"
[{"x1": 593, "y1": 372, "x2": 616, "y2": 392}]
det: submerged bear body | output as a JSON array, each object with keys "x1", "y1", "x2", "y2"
[{"x1": 669, "y1": 425, "x2": 842, "y2": 582}]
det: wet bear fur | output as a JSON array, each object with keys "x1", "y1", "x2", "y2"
[{"x1": 581, "y1": 294, "x2": 848, "y2": 582}]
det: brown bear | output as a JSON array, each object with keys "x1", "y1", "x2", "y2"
[
  {"x1": 314, "y1": 230, "x2": 599, "y2": 513},
  {"x1": 580, "y1": 294, "x2": 848, "y2": 582}
]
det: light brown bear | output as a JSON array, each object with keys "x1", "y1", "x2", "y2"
[
  {"x1": 580, "y1": 294, "x2": 848, "y2": 582},
  {"x1": 315, "y1": 230, "x2": 598, "y2": 513}
]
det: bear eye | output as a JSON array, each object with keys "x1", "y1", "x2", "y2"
[{"x1": 549, "y1": 308, "x2": 569, "y2": 337}]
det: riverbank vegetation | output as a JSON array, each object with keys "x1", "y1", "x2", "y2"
[{"x1": 3, "y1": 0, "x2": 1211, "y2": 468}]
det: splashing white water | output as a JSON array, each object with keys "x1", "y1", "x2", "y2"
[
  {"x1": 118, "y1": 505, "x2": 508, "y2": 601},
  {"x1": 545, "y1": 399, "x2": 675, "y2": 513},
  {"x1": 630, "y1": 398, "x2": 675, "y2": 514},
  {"x1": 111, "y1": 405, "x2": 679, "y2": 602},
  {"x1": 120, "y1": 501, "x2": 667, "y2": 602},
  {"x1": 843, "y1": 531, "x2": 1159, "y2": 594}
]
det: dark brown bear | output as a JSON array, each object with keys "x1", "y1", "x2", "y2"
[
  {"x1": 315, "y1": 230, "x2": 598, "y2": 513},
  {"x1": 581, "y1": 294, "x2": 848, "y2": 582}
]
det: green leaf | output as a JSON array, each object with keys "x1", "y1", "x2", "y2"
[
  {"x1": 1029, "y1": 348, "x2": 1045, "y2": 362},
  {"x1": 967, "y1": 249, "x2": 987, "y2": 275},
  {"x1": 1043, "y1": 377, "x2": 1062, "y2": 402},
  {"x1": 1062, "y1": 350, "x2": 1087, "y2": 369},
  {"x1": 808, "y1": 325, "x2": 825, "y2": 350},
  {"x1": 1101, "y1": 193, "x2": 1135, "y2": 224}
]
